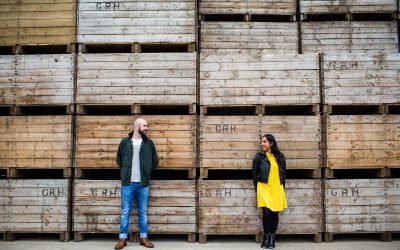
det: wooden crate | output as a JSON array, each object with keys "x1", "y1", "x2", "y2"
[
  {"x1": 200, "y1": 115, "x2": 322, "y2": 178},
  {"x1": 77, "y1": 0, "x2": 196, "y2": 43},
  {"x1": 300, "y1": 0, "x2": 397, "y2": 14},
  {"x1": 75, "y1": 115, "x2": 196, "y2": 177},
  {"x1": 323, "y1": 53, "x2": 400, "y2": 105},
  {"x1": 200, "y1": 22, "x2": 298, "y2": 53},
  {"x1": 198, "y1": 179, "x2": 322, "y2": 242},
  {"x1": 325, "y1": 179, "x2": 400, "y2": 237},
  {"x1": 76, "y1": 53, "x2": 196, "y2": 105},
  {"x1": 199, "y1": 0, "x2": 296, "y2": 15},
  {"x1": 0, "y1": 0, "x2": 76, "y2": 45},
  {"x1": 73, "y1": 180, "x2": 196, "y2": 240},
  {"x1": 326, "y1": 115, "x2": 400, "y2": 172},
  {"x1": 200, "y1": 52, "x2": 320, "y2": 106},
  {"x1": 0, "y1": 116, "x2": 73, "y2": 178},
  {"x1": 301, "y1": 21, "x2": 398, "y2": 54},
  {"x1": 0, "y1": 179, "x2": 70, "y2": 241},
  {"x1": 0, "y1": 54, "x2": 74, "y2": 105}
]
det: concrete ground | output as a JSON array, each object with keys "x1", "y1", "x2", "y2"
[{"x1": 0, "y1": 234, "x2": 399, "y2": 250}]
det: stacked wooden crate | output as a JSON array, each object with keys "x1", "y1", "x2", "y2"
[
  {"x1": 198, "y1": 0, "x2": 323, "y2": 242},
  {"x1": 300, "y1": 0, "x2": 400, "y2": 241},
  {"x1": 0, "y1": 1, "x2": 76, "y2": 241},
  {"x1": 77, "y1": 0, "x2": 195, "y2": 45},
  {"x1": 200, "y1": 0, "x2": 298, "y2": 54},
  {"x1": 0, "y1": 0, "x2": 76, "y2": 46},
  {"x1": 73, "y1": 180, "x2": 196, "y2": 242},
  {"x1": 0, "y1": 179, "x2": 71, "y2": 241},
  {"x1": 73, "y1": 0, "x2": 198, "y2": 241}
]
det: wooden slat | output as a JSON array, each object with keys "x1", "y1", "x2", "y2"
[
  {"x1": 200, "y1": 52, "x2": 320, "y2": 105},
  {"x1": 75, "y1": 115, "x2": 196, "y2": 171},
  {"x1": 0, "y1": 116, "x2": 72, "y2": 170},
  {"x1": 302, "y1": 21, "x2": 398, "y2": 54},
  {"x1": 326, "y1": 115, "x2": 400, "y2": 169},
  {"x1": 0, "y1": 0, "x2": 75, "y2": 45},
  {"x1": 72, "y1": 180, "x2": 196, "y2": 233},
  {"x1": 300, "y1": 0, "x2": 397, "y2": 14},
  {"x1": 0, "y1": 179, "x2": 70, "y2": 232},
  {"x1": 323, "y1": 53, "x2": 400, "y2": 104},
  {"x1": 198, "y1": 179, "x2": 322, "y2": 235},
  {"x1": 77, "y1": 0, "x2": 195, "y2": 43},
  {"x1": 199, "y1": 0, "x2": 296, "y2": 15},
  {"x1": 76, "y1": 53, "x2": 196, "y2": 105},
  {"x1": 201, "y1": 22, "x2": 298, "y2": 53},
  {"x1": 325, "y1": 179, "x2": 400, "y2": 233},
  {"x1": 200, "y1": 116, "x2": 321, "y2": 172}
]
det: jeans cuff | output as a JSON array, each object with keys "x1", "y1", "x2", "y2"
[
  {"x1": 140, "y1": 233, "x2": 147, "y2": 238},
  {"x1": 119, "y1": 233, "x2": 128, "y2": 239}
]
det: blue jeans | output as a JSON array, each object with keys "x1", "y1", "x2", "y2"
[{"x1": 119, "y1": 182, "x2": 150, "y2": 239}]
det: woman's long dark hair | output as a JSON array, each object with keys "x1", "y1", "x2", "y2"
[{"x1": 264, "y1": 134, "x2": 285, "y2": 168}]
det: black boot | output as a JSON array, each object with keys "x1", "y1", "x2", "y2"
[
  {"x1": 268, "y1": 234, "x2": 275, "y2": 249},
  {"x1": 261, "y1": 234, "x2": 270, "y2": 249}
]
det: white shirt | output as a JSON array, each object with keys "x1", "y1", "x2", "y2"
[{"x1": 131, "y1": 138, "x2": 142, "y2": 182}]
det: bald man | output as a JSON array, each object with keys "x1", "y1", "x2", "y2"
[{"x1": 115, "y1": 118, "x2": 158, "y2": 249}]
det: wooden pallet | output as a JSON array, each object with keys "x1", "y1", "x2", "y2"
[
  {"x1": 77, "y1": 0, "x2": 196, "y2": 44},
  {"x1": 0, "y1": 179, "x2": 71, "y2": 241},
  {"x1": 2, "y1": 231, "x2": 70, "y2": 242},
  {"x1": 324, "y1": 232, "x2": 392, "y2": 242},
  {"x1": 76, "y1": 52, "x2": 196, "y2": 105},
  {"x1": 75, "y1": 115, "x2": 196, "y2": 177}
]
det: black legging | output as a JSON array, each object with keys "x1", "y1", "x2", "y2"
[{"x1": 262, "y1": 207, "x2": 279, "y2": 234}]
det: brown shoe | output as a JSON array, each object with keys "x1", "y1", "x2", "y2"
[
  {"x1": 114, "y1": 239, "x2": 128, "y2": 249},
  {"x1": 139, "y1": 238, "x2": 154, "y2": 248}
]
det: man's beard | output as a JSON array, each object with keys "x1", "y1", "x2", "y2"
[{"x1": 139, "y1": 129, "x2": 147, "y2": 138}]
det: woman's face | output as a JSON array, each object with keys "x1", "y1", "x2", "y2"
[{"x1": 260, "y1": 136, "x2": 271, "y2": 152}]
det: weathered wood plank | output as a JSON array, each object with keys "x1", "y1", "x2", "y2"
[{"x1": 77, "y1": 0, "x2": 195, "y2": 43}]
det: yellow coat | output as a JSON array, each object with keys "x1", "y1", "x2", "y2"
[{"x1": 257, "y1": 152, "x2": 288, "y2": 211}]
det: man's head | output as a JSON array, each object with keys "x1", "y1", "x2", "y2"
[{"x1": 133, "y1": 118, "x2": 148, "y2": 136}]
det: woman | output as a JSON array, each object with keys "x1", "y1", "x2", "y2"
[{"x1": 252, "y1": 134, "x2": 287, "y2": 249}]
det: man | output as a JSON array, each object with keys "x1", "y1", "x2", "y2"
[{"x1": 115, "y1": 118, "x2": 158, "y2": 249}]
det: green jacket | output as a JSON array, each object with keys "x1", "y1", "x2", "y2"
[{"x1": 116, "y1": 132, "x2": 158, "y2": 186}]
